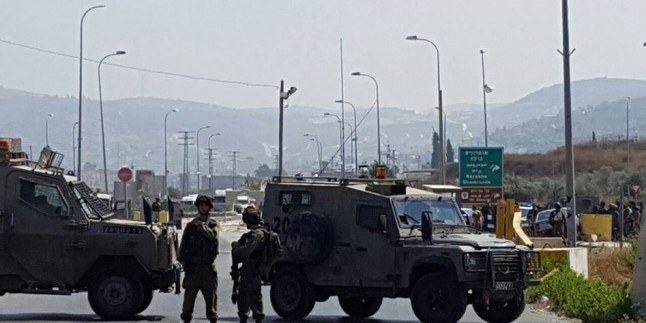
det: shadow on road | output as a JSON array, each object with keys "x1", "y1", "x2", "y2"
[{"x1": 0, "y1": 314, "x2": 164, "y2": 322}]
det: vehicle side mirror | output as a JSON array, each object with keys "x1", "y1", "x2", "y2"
[{"x1": 421, "y1": 211, "x2": 433, "y2": 243}]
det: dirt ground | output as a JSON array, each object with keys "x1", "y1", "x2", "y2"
[{"x1": 588, "y1": 246, "x2": 633, "y2": 286}]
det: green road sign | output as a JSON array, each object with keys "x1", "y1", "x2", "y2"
[{"x1": 459, "y1": 147, "x2": 504, "y2": 187}]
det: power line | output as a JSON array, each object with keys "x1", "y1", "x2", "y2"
[{"x1": 0, "y1": 38, "x2": 279, "y2": 89}]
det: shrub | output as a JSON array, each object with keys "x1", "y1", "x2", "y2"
[{"x1": 528, "y1": 261, "x2": 632, "y2": 323}]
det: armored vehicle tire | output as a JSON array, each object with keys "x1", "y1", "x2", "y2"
[
  {"x1": 137, "y1": 288, "x2": 154, "y2": 314},
  {"x1": 410, "y1": 274, "x2": 467, "y2": 323},
  {"x1": 473, "y1": 293, "x2": 526, "y2": 323},
  {"x1": 338, "y1": 296, "x2": 382, "y2": 318},
  {"x1": 270, "y1": 267, "x2": 316, "y2": 320},
  {"x1": 88, "y1": 272, "x2": 144, "y2": 319}
]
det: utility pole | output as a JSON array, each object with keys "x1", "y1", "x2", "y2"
[
  {"x1": 178, "y1": 131, "x2": 195, "y2": 197},
  {"x1": 231, "y1": 151, "x2": 240, "y2": 189},
  {"x1": 560, "y1": 0, "x2": 577, "y2": 247}
]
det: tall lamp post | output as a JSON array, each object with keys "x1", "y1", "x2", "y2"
[
  {"x1": 98, "y1": 50, "x2": 126, "y2": 193},
  {"x1": 77, "y1": 5, "x2": 105, "y2": 181},
  {"x1": 626, "y1": 96, "x2": 631, "y2": 167},
  {"x1": 406, "y1": 35, "x2": 445, "y2": 184},
  {"x1": 164, "y1": 109, "x2": 178, "y2": 196},
  {"x1": 207, "y1": 132, "x2": 220, "y2": 193},
  {"x1": 335, "y1": 99, "x2": 359, "y2": 176},
  {"x1": 480, "y1": 50, "x2": 494, "y2": 147},
  {"x1": 323, "y1": 113, "x2": 343, "y2": 168},
  {"x1": 72, "y1": 121, "x2": 79, "y2": 174},
  {"x1": 304, "y1": 134, "x2": 322, "y2": 173},
  {"x1": 278, "y1": 80, "x2": 297, "y2": 180},
  {"x1": 195, "y1": 125, "x2": 211, "y2": 193},
  {"x1": 45, "y1": 113, "x2": 54, "y2": 146},
  {"x1": 351, "y1": 72, "x2": 381, "y2": 165}
]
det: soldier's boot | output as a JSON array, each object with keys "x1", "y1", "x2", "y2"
[
  {"x1": 253, "y1": 313, "x2": 265, "y2": 323},
  {"x1": 238, "y1": 313, "x2": 248, "y2": 323}
]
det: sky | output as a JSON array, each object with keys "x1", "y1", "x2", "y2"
[{"x1": 1, "y1": 0, "x2": 646, "y2": 113}]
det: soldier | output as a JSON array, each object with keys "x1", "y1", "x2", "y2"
[
  {"x1": 178, "y1": 195, "x2": 219, "y2": 323},
  {"x1": 548, "y1": 202, "x2": 565, "y2": 239},
  {"x1": 472, "y1": 205, "x2": 482, "y2": 230},
  {"x1": 231, "y1": 205, "x2": 266, "y2": 323}
]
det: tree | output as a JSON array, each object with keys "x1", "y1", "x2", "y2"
[
  {"x1": 254, "y1": 164, "x2": 274, "y2": 179},
  {"x1": 431, "y1": 131, "x2": 440, "y2": 169},
  {"x1": 592, "y1": 131, "x2": 597, "y2": 143},
  {"x1": 446, "y1": 139, "x2": 455, "y2": 163},
  {"x1": 244, "y1": 175, "x2": 262, "y2": 190}
]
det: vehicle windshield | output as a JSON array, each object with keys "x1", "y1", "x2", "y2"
[
  {"x1": 214, "y1": 196, "x2": 226, "y2": 203},
  {"x1": 70, "y1": 182, "x2": 112, "y2": 219},
  {"x1": 393, "y1": 199, "x2": 466, "y2": 226}
]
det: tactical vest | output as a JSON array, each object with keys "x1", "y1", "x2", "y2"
[{"x1": 183, "y1": 224, "x2": 219, "y2": 265}]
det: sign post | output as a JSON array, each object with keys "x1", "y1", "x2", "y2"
[
  {"x1": 118, "y1": 167, "x2": 133, "y2": 219},
  {"x1": 459, "y1": 147, "x2": 504, "y2": 204}
]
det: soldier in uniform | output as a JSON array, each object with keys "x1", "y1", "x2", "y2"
[
  {"x1": 231, "y1": 205, "x2": 266, "y2": 323},
  {"x1": 548, "y1": 202, "x2": 565, "y2": 239},
  {"x1": 178, "y1": 195, "x2": 219, "y2": 323}
]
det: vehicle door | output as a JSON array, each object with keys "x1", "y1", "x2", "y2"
[
  {"x1": 4, "y1": 172, "x2": 78, "y2": 285},
  {"x1": 350, "y1": 202, "x2": 397, "y2": 286}
]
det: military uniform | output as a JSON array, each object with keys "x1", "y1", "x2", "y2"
[
  {"x1": 232, "y1": 212, "x2": 266, "y2": 323},
  {"x1": 178, "y1": 218, "x2": 219, "y2": 323}
]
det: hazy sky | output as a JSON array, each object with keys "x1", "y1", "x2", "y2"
[{"x1": 2, "y1": 1, "x2": 646, "y2": 113}]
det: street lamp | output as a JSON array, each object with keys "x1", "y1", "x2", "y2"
[
  {"x1": 278, "y1": 80, "x2": 297, "y2": 179},
  {"x1": 207, "y1": 133, "x2": 221, "y2": 192},
  {"x1": 335, "y1": 99, "x2": 359, "y2": 176},
  {"x1": 195, "y1": 125, "x2": 211, "y2": 193},
  {"x1": 626, "y1": 96, "x2": 631, "y2": 167},
  {"x1": 77, "y1": 4, "x2": 105, "y2": 181},
  {"x1": 72, "y1": 121, "x2": 79, "y2": 174},
  {"x1": 351, "y1": 72, "x2": 381, "y2": 165},
  {"x1": 45, "y1": 113, "x2": 54, "y2": 147},
  {"x1": 304, "y1": 134, "x2": 323, "y2": 173},
  {"x1": 480, "y1": 49, "x2": 493, "y2": 147},
  {"x1": 323, "y1": 113, "x2": 344, "y2": 171},
  {"x1": 98, "y1": 50, "x2": 126, "y2": 193},
  {"x1": 406, "y1": 34, "x2": 445, "y2": 184},
  {"x1": 164, "y1": 109, "x2": 178, "y2": 196}
]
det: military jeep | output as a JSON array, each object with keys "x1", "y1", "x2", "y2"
[
  {"x1": 261, "y1": 176, "x2": 541, "y2": 323},
  {"x1": 0, "y1": 141, "x2": 180, "y2": 319}
]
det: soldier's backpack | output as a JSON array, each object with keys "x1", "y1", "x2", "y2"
[{"x1": 261, "y1": 228, "x2": 283, "y2": 264}]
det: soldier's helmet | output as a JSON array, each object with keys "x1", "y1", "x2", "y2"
[
  {"x1": 194, "y1": 195, "x2": 214, "y2": 209},
  {"x1": 553, "y1": 202, "x2": 561, "y2": 209},
  {"x1": 242, "y1": 204, "x2": 261, "y2": 225}
]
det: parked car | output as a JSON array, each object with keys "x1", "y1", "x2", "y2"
[{"x1": 461, "y1": 207, "x2": 473, "y2": 225}]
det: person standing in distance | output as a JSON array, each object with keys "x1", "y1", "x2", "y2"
[
  {"x1": 178, "y1": 195, "x2": 219, "y2": 323},
  {"x1": 548, "y1": 202, "x2": 565, "y2": 239},
  {"x1": 231, "y1": 205, "x2": 266, "y2": 323}
]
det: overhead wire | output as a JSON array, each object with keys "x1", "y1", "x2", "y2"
[{"x1": 0, "y1": 37, "x2": 279, "y2": 89}]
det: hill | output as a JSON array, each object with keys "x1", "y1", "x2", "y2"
[{"x1": 505, "y1": 140, "x2": 644, "y2": 177}]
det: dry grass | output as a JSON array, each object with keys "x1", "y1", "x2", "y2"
[
  {"x1": 588, "y1": 247, "x2": 633, "y2": 287},
  {"x1": 505, "y1": 140, "x2": 646, "y2": 177}
]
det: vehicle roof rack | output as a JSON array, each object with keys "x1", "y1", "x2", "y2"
[
  {"x1": 272, "y1": 176, "x2": 338, "y2": 183},
  {"x1": 339, "y1": 178, "x2": 406, "y2": 186}
]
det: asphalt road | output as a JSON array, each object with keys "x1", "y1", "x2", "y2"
[{"x1": 0, "y1": 217, "x2": 572, "y2": 323}]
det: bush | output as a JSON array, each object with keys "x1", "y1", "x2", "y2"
[{"x1": 528, "y1": 262, "x2": 632, "y2": 323}]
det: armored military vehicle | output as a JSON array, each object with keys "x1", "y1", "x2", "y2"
[
  {"x1": 0, "y1": 140, "x2": 180, "y2": 319},
  {"x1": 261, "y1": 176, "x2": 541, "y2": 323}
]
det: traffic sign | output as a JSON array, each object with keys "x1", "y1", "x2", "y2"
[
  {"x1": 459, "y1": 147, "x2": 504, "y2": 187},
  {"x1": 461, "y1": 187, "x2": 503, "y2": 204},
  {"x1": 118, "y1": 167, "x2": 133, "y2": 182}
]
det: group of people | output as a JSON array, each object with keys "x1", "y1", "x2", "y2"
[
  {"x1": 469, "y1": 204, "x2": 497, "y2": 231},
  {"x1": 178, "y1": 195, "x2": 270, "y2": 323},
  {"x1": 592, "y1": 201, "x2": 642, "y2": 240}
]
